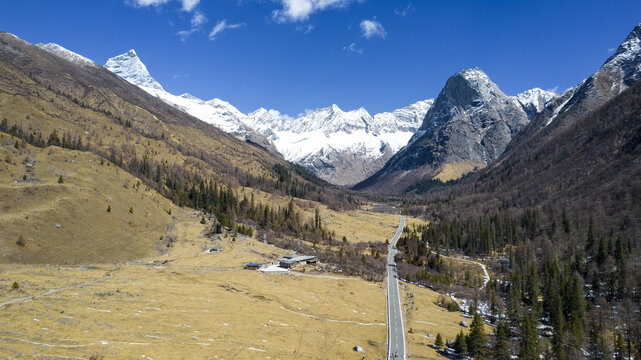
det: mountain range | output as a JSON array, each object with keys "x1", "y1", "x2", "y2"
[
  {"x1": 357, "y1": 22, "x2": 641, "y2": 194},
  {"x1": 34, "y1": 23, "x2": 640, "y2": 193}
]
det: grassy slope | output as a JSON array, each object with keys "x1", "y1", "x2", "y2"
[{"x1": 0, "y1": 134, "x2": 196, "y2": 264}]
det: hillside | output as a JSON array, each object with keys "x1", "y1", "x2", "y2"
[{"x1": 0, "y1": 135, "x2": 193, "y2": 264}]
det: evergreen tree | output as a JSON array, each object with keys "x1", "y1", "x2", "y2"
[
  {"x1": 586, "y1": 216, "x2": 596, "y2": 254},
  {"x1": 434, "y1": 332, "x2": 444, "y2": 349},
  {"x1": 588, "y1": 319, "x2": 610, "y2": 360},
  {"x1": 454, "y1": 330, "x2": 468, "y2": 357},
  {"x1": 468, "y1": 310, "x2": 487, "y2": 358},
  {"x1": 493, "y1": 321, "x2": 510, "y2": 360},
  {"x1": 519, "y1": 312, "x2": 540, "y2": 360}
]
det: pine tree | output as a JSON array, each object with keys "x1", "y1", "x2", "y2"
[
  {"x1": 565, "y1": 274, "x2": 585, "y2": 348},
  {"x1": 454, "y1": 330, "x2": 468, "y2": 357},
  {"x1": 493, "y1": 321, "x2": 510, "y2": 360},
  {"x1": 468, "y1": 310, "x2": 487, "y2": 358},
  {"x1": 519, "y1": 312, "x2": 540, "y2": 360},
  {"x1": 106, "y1": 205, "x2": 111, "y2": 213},
  {"x1": 586, "y1": 216, "x2": 596, "y2": 254},
  {"x1": 57, "y1": 175, "x2": 64, "y2": 184},
  {"x1": 434, "y1": 332, "x2": 444, "y2": 348}
]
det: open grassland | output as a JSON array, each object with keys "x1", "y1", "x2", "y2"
[
  {"x1": 0, "y1": 135, "x2": 189, "y2": 264},
  {"x1": 0, "y1": 206, "x2": 476, "y2": 359},
  {"x1": 0, "y1": 228, "x2": 390, "y2": 359}
]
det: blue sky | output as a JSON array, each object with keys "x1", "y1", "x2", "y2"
[{"x1": 2, "y1": 0, "x2": 640, "y2": 116}]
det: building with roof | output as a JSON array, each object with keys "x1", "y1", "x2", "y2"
[{"x1": 278, "y1": 255, "x2": 317, "y2": 269}]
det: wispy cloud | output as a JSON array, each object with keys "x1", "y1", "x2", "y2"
[
  {"x1": 343, "y1": 42, "x2": 363, "y2": 54},
  {"x1": 181, "y1": 0, "x2": 199, "y2": 12},
  {"x1": 209, "y1": 20, "x2": 246, "y2": 40},
  {"x1": 607, "y1": 47, "x2": 616, "y2": 53},
  {"x1": 176, "y1": 10, "x2": 208, "y2": 41},
  {"x1": 394, "y1": 3, "x2": 414, "y2": 16},
  {"x1": 128, "y1": 0, "x2": 199, "y2": 12},
  {"x1": 191, "y1": 11, "x2": 207, "y2": 27},
  {"x1": 546, "y1": 86, "x2": 559, "y2": 93},
  {"x1": 129, "y1": 0, "x2": 170, "y2": 7},
  {"x1": 296, "y1": 24, "x2": 315, "y2": 34},
  {"x1": 360, "y1": 18, "x2": 386, "y2": 39},
  {"x1": 272, "y1": 0, "x2": 362, "y2": 23}
]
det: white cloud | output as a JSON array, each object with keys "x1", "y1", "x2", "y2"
[
  {"x1": 360, "y1": 18, "x2": 386, "y2": 39},
  {"x1": 546, "y1": 86, "x2": 559, "y2": 93},
  {"x1": 128, "y1": 0, "x2": 199, "y2": 12},
  {"x1": 296, "y1": 24, "x2": 315, "y2": 34},
  {"x1": 130, "y1": 0, "x2": 170, "y2": 7},
  {"x1": 272, "y1": 0, "x2": 362, "y2": 23},
  {"x1": 343, "y1": 42, "x2": 362, "y2": 54},
  {"x1": 177, "y1": 29, "x2": 195, "y2": 41},
  {"x1": 607, "y1": 47, "x2": 616, "y2": 53},
  {"x1": 394, "y1": 3, "x2": 414, "y2": 16},
  {"x1": 209, "y1": 20, "x2": 246, "y2": 40},
  {"x1": 181, "y1": 0, "x2": 199, "y2": 12},
  {"x1": 176, "y1": 10, "x2": 207, "y2": 41},
  {"x1": 191, "y1": 11, "x2": 207, "y2": 27}
]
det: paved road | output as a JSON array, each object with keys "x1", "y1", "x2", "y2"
[{"x1": 387, "y1": 215, "x2": 406, "y2": 359}]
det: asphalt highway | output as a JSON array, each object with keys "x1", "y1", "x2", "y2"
[{"x1": 386, "y1": 215, "x2": 406, "y2": 359}]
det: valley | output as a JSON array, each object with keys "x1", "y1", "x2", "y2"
[{"x1": 1, "y1": 5, "x2": 641, "y2": 360}]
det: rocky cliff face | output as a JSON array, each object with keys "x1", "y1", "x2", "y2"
[{"x1": 355, "y1": 68, "x2": 532, "y2": 193}]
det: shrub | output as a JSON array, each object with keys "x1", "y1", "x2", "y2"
[
  {"x1": 57, "y1": 175, "x2": 64, "y2": 184},
  {"x1": 16, "y1": 235, "x2": 25, "y2": 247},
  {"x1": 11, "y1": 281, "x2": 19, "y2": 289}
]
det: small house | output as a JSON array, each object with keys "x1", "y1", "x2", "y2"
[{"x1": 244, "y1": 262, "x2": 263, "y2": 270}]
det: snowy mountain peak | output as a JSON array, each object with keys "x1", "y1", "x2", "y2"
[
  {"x1": 36, "y1": 43, "x2": 99, "y2": 67},
  {"x1": 515, "y1": 88, "x2": 558, "y2": 119},
  {"x1": 104, "y1": 49, "x2": 164, "y2": 91},
  {"x1": 601, "y1": 22, "x2": 641, "y2": 88},
  {"x1": 458, "y1": 67, "x2": 490, "y2": 82}
]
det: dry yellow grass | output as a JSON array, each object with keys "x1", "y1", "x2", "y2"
[
  {"x1": 0, "y1": 223, "x2": 390, "y2": 359},
  {"x1": 0, "y1": 136, "x2": 190, "y2": 264},
  {"x1": 0, "y1": 201, "x2": 480, "y2": 360},
  {"x1": 433, "y1": 160, "x2": 486, "y2": 182}
]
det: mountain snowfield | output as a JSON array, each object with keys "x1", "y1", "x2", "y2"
[{"x1": 245, "y1": 101, "x2": 433, "y2": 184}]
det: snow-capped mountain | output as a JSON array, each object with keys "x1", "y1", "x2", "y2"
[
  {"x1": 245, "y1": 100, "x2": 432, "y2": 185},
  {"x1": 37, "y1": 43, "x2": 99, "y2": 68},
  {"x1": 515, "y1": 88, "x2": 558, "y2": 120},
  {"x1": 103, "y1": 50, "x2": 279, "y2": 154}
]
